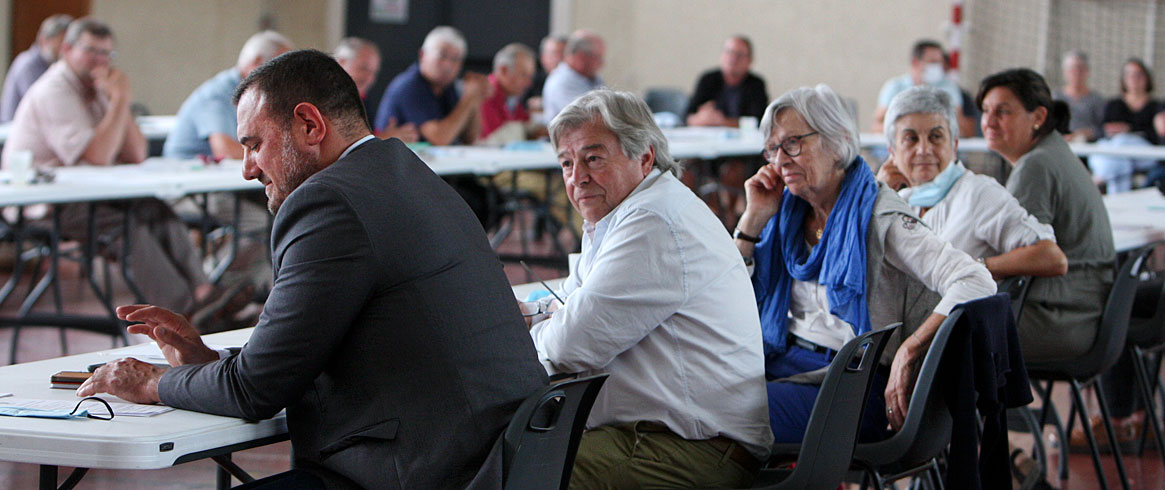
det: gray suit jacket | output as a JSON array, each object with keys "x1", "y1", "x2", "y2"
[{"x1": 160, "y1": 137, "x2": 548, "y2": 489}]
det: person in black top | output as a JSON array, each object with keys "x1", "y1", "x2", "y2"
[
  {"x1": 686, "y1": 35, "x2": 769, "y2": 127},
  {"x1": 1101, "y1": 58, "x2": 1163, "y2": 144}
]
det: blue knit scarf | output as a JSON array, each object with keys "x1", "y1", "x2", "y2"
[{"x1": 752, "y1": 157, "x2": 879, "y2": 356}]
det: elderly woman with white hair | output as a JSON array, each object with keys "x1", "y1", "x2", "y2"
[
  {"x1": 733, "y1": 84, "x2": 996, "y2": 442},
  {"x1": 876, "y1": 85, "x2": 1067, "y2": 280}
]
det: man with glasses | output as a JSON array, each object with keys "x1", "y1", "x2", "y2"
[
  {"x1": 1, "y1": 18, "x2": 215, "y2": 317},
  {"x1": 686, "y1": 35, "x2": 768, "y2": 128}
]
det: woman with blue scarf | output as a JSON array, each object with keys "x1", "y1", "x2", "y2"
[
  {"x1": 733, "y1": 84, "x2": 995, "y2": 443},
  {"x1": 876, "y1": 86, "x2": 1067, "y2": 281}
]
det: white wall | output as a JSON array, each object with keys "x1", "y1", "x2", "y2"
[{"x1": 569, "y1": 0, "x2": 953, "y2": 129}]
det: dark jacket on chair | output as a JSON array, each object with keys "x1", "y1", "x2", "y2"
[{"x1": 941, "y1": 293, "x2": 1033, "y2": 490}]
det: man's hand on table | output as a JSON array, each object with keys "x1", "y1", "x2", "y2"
[
  {"x1": 76, "y1": 304, "x2": 221, "y2": 404},
  {"x1": 76, "y1": 358, "x2": 165, "y2": 404}
]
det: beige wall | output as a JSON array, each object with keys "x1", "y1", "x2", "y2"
[
  {"x1": 0, "y1": 0, "x2": 342, "y2": 115},
  {"x1": 569, "y1": 0, "x2": 952, "y2": 129},
  {"x1": 0, "y1": 1, "x2": 343, "y2": 114},
  {"x1": 90, "y1": 0, "x2": 342, "y2": 115}
]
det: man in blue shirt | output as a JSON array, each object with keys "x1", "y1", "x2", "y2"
[
  {"x1": 163, "y1": 31, "x2": 292, "y2": 160},
  {"x1": 373, "y1": 26, "x2": 488, "y2": 146},
  {"x1": 0, "y1": 14, "x2": 72, "y2": 122},
  {"x1": 542, "y1": 30, "x2": 605, "y2": 121}
]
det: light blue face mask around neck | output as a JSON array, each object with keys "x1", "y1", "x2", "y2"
[{"x1": 908, "y1": 160, "x2": 964, "y2": 208}]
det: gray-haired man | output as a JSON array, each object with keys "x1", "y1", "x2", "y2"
[
  {"x1": 0, "y1": 13, "x2": 73, "y2": 122},
  {"x1": 530, "y1": 89, "x2": 773, "y2": 488}
]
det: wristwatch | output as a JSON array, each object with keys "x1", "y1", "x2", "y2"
[{"x1": 733, "y1": 228, "x2": 761, "y2": 243}]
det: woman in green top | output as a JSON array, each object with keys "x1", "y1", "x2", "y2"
[{"x1": 977, "y1": 68, "x2": 1116, "y2": 362}]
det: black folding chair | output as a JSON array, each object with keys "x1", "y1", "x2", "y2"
[
  {"x1": 501, "y1": 373, "x2": 608, "y2": 490},
  {"x1": 1025, "y1": 246, "x2": 1149, "y2": 490},
  {"x1": 852, "y1": 311, "x2": 962, "y2": 489},
  {"x1": 750, "y1": 324, "x2": 900, "y2": 490}
]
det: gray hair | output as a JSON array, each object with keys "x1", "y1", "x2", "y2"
[
  {"x1": 549, "y1": 89, "x2": 678, "y2": 176},
  {"x1": 64, "y1": 18, "x2": 112, "y2": 45},
  {"x1": 566, "y1": 30, "x2": 602, "y2": 57},
  {"x1": 38, "y1": 14, "x2": 74, "y2": 41},
  {"x1": 237, "y1": 30, "x2": 293, "y2": 70},
  {"x1": 493, "y1": 43, "x2": 534, "y2": 71},
  {"x1": 334, "y1": 37, "x2": 379, "y2": 61},
  {"x1": 760, "y1": 84, "x2": 860, "y2": 168},
  {"x1": 541, "y1": 35, "x2": 566, "y2": 53},
  {"x1": 882, "y1": 85, "x2": 959, "y2": 150},
  {"x1": 421, "y1": 26, "x2": 466, "y2": 57},
  {"x1": 1062, "y1": 50, "x2": 1088, "y2": 68}
]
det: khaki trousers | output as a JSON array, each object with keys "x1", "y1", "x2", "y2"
[{"x1": 569, "y1": 421, "x2": 756, "y2": 490}]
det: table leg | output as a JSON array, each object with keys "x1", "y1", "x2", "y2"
[{"x1": 38, "y1": 464, "x2": 56, "y2": 490}]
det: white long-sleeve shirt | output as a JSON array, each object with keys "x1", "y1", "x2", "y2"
[
  {"x1": 530, "y1": 169, "x2": 774, "y2": 459},
  {"x1": 900, "y1": 163, "x2": 1056, "y2": 259}
]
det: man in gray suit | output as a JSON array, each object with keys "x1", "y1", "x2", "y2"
[{"x1": 79, "y1": 49, "x2": 547, "y2": 489}]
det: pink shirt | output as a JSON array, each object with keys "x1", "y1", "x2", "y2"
[
  {"x1": 479, "y1": 74, "x2": 529, "y2": 139},
  {"x1": 1, "y1": 61, "x2": 108, "y2": 170}
]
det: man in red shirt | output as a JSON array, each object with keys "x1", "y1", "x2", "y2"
[{"x1": 480, "y1": 43, "x2": 536, "y2": 140}]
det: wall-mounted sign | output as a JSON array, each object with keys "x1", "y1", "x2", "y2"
[{"x1": 370, "y1": 0, "x2": 408, "y2": 24}]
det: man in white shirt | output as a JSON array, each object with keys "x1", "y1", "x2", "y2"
[
  {"x1": 541, "y1": 29, "x2": 605, "y2": 121},
  {"x1": 532, "y1": 89, "x2": 773, "y2": 489}
]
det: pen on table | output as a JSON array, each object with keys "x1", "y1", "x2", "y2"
[{"x1": 519, "y1": 260, "x2": 565, "y2": 304}]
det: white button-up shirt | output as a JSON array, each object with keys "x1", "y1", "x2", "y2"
[
  {"x1": 900, "y1": 164, "x2": 1056, "y2": 259},
  {"x1": 530, "y1": 169, "x2": 774, "y2": 459}
]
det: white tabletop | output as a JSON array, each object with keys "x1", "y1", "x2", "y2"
[
  {"x1": 0, "y1": 116, "x2": 175, "y2": 146},
  {"x1": 858, "y1": 132, "x2": 1165, "y2": 159},
  {"x1": 1103, "y1": 187, "x2": 1165, "y2": 252},
  {"x1": 0, "y1": 328, "x2": 286, "y2": 470}
]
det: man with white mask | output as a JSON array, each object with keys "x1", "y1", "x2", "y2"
[{"x1": 872, "y1": 40, "x2": 971, "y2": 136}]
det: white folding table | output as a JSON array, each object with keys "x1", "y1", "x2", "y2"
[{"x1": 0, "y1": 327, "x2": 286, "y2": 490}]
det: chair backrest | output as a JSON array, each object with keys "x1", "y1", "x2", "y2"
[
  {"x1": 774, "y1": 324, "x2": 899, "y2": 490},
  {"x1": 1128, "y1": 241, "x2": 1165, "y2": 346},
  {"x1": 1075, "y1": 246, "x2": 1148, "y2": 374},
  {"x1": 998, "y1": 275, "x2": 1033, "y2": 324},
  {"x1": 502, "y1": 373, "x2": 608, "y2": 490},
  {"x1": 853, "y1": 308, "x2": 963, "y2": 472},
  {"x1": 643, "y1": 87, "x2": 689, "y2": 116}
]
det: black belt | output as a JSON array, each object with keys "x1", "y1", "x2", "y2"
[{"x1": 788, "y1": 333, "x2": 836, "y2": 358}]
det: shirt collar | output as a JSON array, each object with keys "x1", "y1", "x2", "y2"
[{"x1": 339, "y1": 135, "x2": 376, "y2": 160}]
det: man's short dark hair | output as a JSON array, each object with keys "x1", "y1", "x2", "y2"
[
  {"x1": 233, "y1": 49, "x2": 371, "y2": 136},
  {"x1": 911, "y1": 39, "x2": 944, "y2": 61}
]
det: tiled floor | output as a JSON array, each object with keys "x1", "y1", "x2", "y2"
[{"x1": 1, "y1": 212, "x2": 1162, "y2": 489}]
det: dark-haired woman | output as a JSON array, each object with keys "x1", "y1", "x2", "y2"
[
  {"x1": 1102, "y1": 58, "x2": 1161, "y2": 144},
  {"x1": 978, "y1": 68, "x2": 1120, "y2": 487},
  {"x1": 977, "y1": 68, "x2": 1116, "y2": 363},
  {"x1": 1092, "y1": 59, "x2": 1164, "y2": 192}
]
